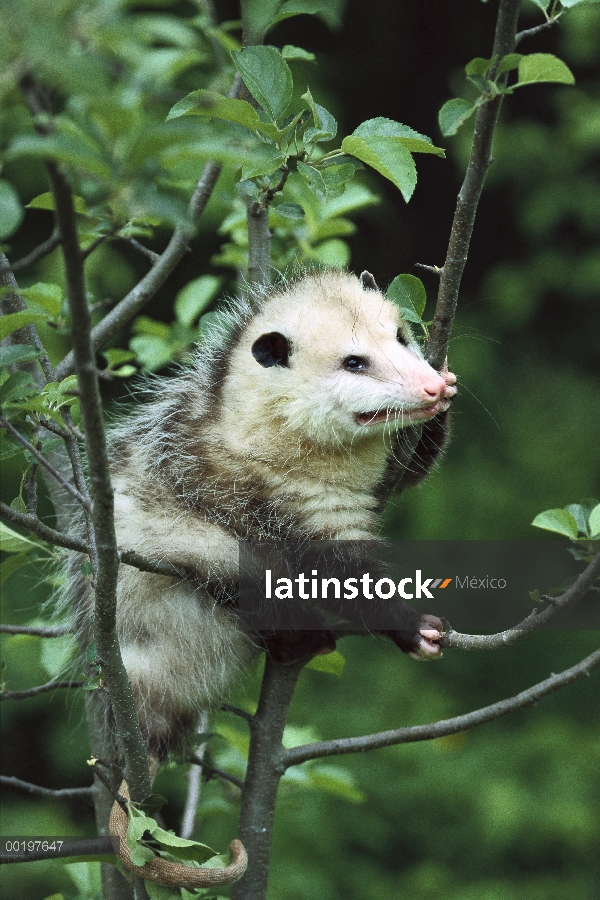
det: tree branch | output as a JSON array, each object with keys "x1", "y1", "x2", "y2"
[
  {"x1": 515, "y1": 17, "x2": 558, "y2": 47},
  {"x1": 282, "y1": 647, "x2": 600, "y2": 768},
  {"x1": 0, "y1": 252, "x2": 54, "y2": 384},
  {"x1": 0, "y1": 416, "x2": 91, "y2": 511},
  {"x1": 12, "y1": 229, "x2": 62, "y2": 272},
  {"x1": 0, "y1": 775, "x2": 93, "y2": 802},
  {"x1": 0, "y1": 624, "x2": 73, "y2": 637},
  {"x1": 230, "y1": 656, "x2": 306, "y2": 900},
  {"x1": 443, "y1": 550, "x2": 600, "y2": 650},
  {"x1": 426, "y1": 0, "x2": 522, "y2": 370},
  {"x1": 0, "y1": 837, "x2": 115, "y2": 864},
  {"x1": 189, "y1": 755, "x2": 245, "y2": 792},
  {"x1": 1, "y1": 679, "x2": 84, "y2": 700}
]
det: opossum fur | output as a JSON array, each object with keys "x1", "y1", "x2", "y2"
[{"x1": 70, "y1": 269, "x2": 456, "y2": 757}]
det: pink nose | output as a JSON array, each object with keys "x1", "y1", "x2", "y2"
[{"x1": 421, "y1": 376, "x2": 446, "y2": 401}]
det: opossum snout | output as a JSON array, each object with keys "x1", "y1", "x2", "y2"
[{"x1": 419, "y1": 374, "x2": 447, "y2": 402}]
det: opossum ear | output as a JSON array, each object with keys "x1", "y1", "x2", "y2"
[
  {"x1": 360, "y1": 271, "x2": 379, "y2": 291},
  {"x1": 252, "y1": 332, "x2": 291, "y2": 368}
]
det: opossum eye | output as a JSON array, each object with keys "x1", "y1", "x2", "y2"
[
  {"x1": 252, "y1": 332, "x2": 291, "y2": 368},
  {"x1": 397, "y1": 328, "x2": 408, "y2": 346},
  {"x1": 343, "y1": 355, "x2": 367, "y2": 371}
]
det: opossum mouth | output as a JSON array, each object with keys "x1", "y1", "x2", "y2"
[{"x1": 355, "y1": 403, "x2": 441, "y2": 426}]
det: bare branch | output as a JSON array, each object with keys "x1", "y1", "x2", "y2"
[
  {"x1": 282, "y1": 648, "x2": 600, "y2": 768},
  {"x1": 122, "y1": 237, "x2": 160, "y2": 264},
  {"x1": 426, "y1": 0, "x2": 522, "y2": 370},
  {"x1": 189, "y1": 755, "x2": 245, "y2": 792},
  {"x1": 0, "y1": 836, "x2": 114, "y2": 864},
  {"x1": 12, "y1": 230, "x2": 62, "y2": 272},
  {"x1": 442, "y1": 551, "x2": 600, "y2": 651},
  {"x1": 181, "y1": 712, "x2": 208, "y2": 838},
  {"x1": 221, "y1": 703, "x2": 255, "y2": 724},
  {"x1": 0, "y1": 775, "x2": 93, "y2": 802},
  {"x1": 0, "y1": 417, "x2": 91, "y2": 511},
  {"x1": 1, "y1": 679, "x2": 84, "y2": 700},
  {"x1": 0, "y1": 624, "x2": 73, "y2": 637},
  {"x1": 515, "y1": 17, "x2": 558, "y2": 47}
]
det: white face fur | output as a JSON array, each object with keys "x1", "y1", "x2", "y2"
[{"x1": 221, "y1": 272, "x2": 452, "y2": 447}]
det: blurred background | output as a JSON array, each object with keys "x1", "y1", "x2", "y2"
[{"x1": 1, "y1": 1, "x2": 599, "y2": 898}]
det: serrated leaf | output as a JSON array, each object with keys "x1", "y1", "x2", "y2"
[
  {"x1": 272, "y1": 201, "x2": 305, "y2": 219},
  {"x1": 353, "y1": 118, "x2": 444, "y2": 157},
  {"x1": 130, "y1": 845, "x2": 155, "y2": 866},
  {"x1": 341, "y1": 135, "x2": 417, "y2": 202},
  {"x1": 240, "y1": 145, "x2": 285, "y2": 180},
  {"x1": 531, "y1": 509, "x2": 579, "y2": 539},
  {"x1": 588, "y1": 504, "x2": 600, "y2": 539},
  {"x1": 231, "y1": 46, "x2": 293, "y2": 123},
  {"x1": 150, "y1": 826, "x2": 216, "y2": 864},
  {"x1": 306, "y1": 650, "x2": 345, "y2": 675},
  {"x1": 565, "y1": 503, "x2": 592, "y2": 537},
  {"x1": 297, "y1": 160, "x2": 328, "y2": 202},
  {"x1": 0, "y1": 311, "x2": 50, "y2": 341},
  {"x1": 0, "y1": 179, "x2": 24, "y2": 240},
  {"x1": 145, "y1": 883, "x2": 182, "y2": 900},
  {"x1": 174, "y1": 276, "x2": 221, "y2": 327},
  {"x1": 21, "y1": 283, "x2": 63, "y2": 318},
  {"x1": 438, "y1": 98, "x2": 479, "y2": 137},
  {"x1": 0, "y1": 371, "x2": 38, "y2": 407},
  {"x1": 0, "y1": 521, "x2": 39, "y2": 554},
  {"x1": 387, "y1": 274, "x2": 427, "y2": 318},
  {"x1": 166, "y1": 90, "x2": 273, "y2": 136},
  {"x1": 27, "y1": 192, "x2": 88, "y2": 215},
  {"x1": 282, "y1": 44, "x2": 316, "y2": 62},
  {"x1": 516, "y1": 53, "x2": 575, "y2": 88},
  {"x1": 241, "y1": 0, "x2": 281, "y2": 40},
  {"x1": 529, "y1": 589, "x2": 541, "y2": 603},
  {"x1": 0, "y1": 344, "x2": 42, "y2": 367}
]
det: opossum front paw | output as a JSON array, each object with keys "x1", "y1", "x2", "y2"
[
  {"x1": 388, "y1": 614, "x2": 443, "y2": 660},
  {"x1": 440, "y1": 362, "x2": 457, "y2": 409}
]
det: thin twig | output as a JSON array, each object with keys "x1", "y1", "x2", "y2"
[
  {"x1": 0, "y1": 624, "x2": 73, "y2": 637},
  {"x1": 0, "y1": 252, "x2": 54, "y2": 383},
  {"x1": 515, "y1": 17, "x2": 558, "y2": 47},
  {"x1": 25, "y1": 460, "x2": 39, "y2": 516},
  {"x1": 1, "y1": 679, "x2": 84, "y2": 700},
  {"x1": 221, "y1": 704, "x2": 255, "y2": 723},
  {"x1": 189, "y1": 755, "x2": 244, "y2": 792},
  {"x1": 12, "y1": 230, "x2": 62, "y2": 272},
  {"x1": 0, "y1": 775, "x2": 93, "y2": 802},
  {"x1": 123, "y1": 237, "x2": 160, "y2": 264},
  {"x1": 282, "y1": 648, "x2": 600, "y2": 768},
  {"x1": 442, "y1": 550, "x2": 600, "y2": 651},
  {"x1": 0, "y1": 417, "x2": 91, "y2": 510}
]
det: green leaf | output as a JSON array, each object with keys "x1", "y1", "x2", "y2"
[
  {"x1": 0, "y1": 311, "x2": 49, "y2": 341},
  {"x1": 588, "y1": 504, "x2": 600, "y2": 539},
  {"x1": 272, "y1": 201, "x2": 305, "y2": 219},
  {"x1": 86, "y1": 641, "x2": 97, "y2": 664},
  {"x1": 130, "y1": 845, "x2": 155, "y2": 866},
  {"x1": 297, "y1": 160, "x2": 328, "y2": 202},
  {"x1": 306, "y1": 650, "x2": 345, "y2": 676},
  {"x1": 80, "y1": 561, "x2": 94, "y2": 578},
  {"x1": 129, "y1": 336, "x2": 174, "y2": 372},
  {"x1": 174, "y1": 276, "x2": 221, "y2": 327},
  {"x1": 387, "y1": 274, "x2": 427, "y2": 318},
  {"x1": 438, "y1": 98, "x2": 479, "y2": 137},
  {"x1": 0, "y1": 344, "x2": 42, "y2": 367},
  {"x1": 231, "y1": 46, "x2": 293, "y2": 123},
  {"x1": 341, "y1": 135, "x2": 417, "y2": 202},
  {"x1": 166, "y1": 89, "x2": 275, "y2": 136},
  {"x1": 0, "y1": 521, "x2": 39, "y2": 554},
  {"x1": 102, "y1": 349, "x2": 137, "y2": 370},
  {"x1": 516, "y1": 54, "x2": 575, "y2": 88},
  {"x1": 529, "y1": 0, "x2": 552, "y2": 11},
  {"x1": 0, "y1": 179, "x2": 24, "y2": 240},
  {"x1": 496, "y1": 53, "x2": 523, "y2": 76},
  {"x1": 241, "y1": 0, "x2": 282, "y2": 40},
  {"x1": 7, "y1": 134, "x2": 111, "y2": 182},
  {"x1": 0, "y1": 371, "x2": 38, "y2": 407},
  {"x1": 273, "y1": 0, "x2": 343, "y2": 29},
  {"x1": 240, "y1": 144, "x2": 285, "y2": 180},
  {"x1": 21, "y1": 283, "x2": 63, "y2": 318},
  {"x1": 465, "y1": 56, "x2": 495, "y2": 77},
  {"x1": 27, "y1": 192, "x2": 88, "y2": 215},
  {"x1": 312, "y1": 239, "x2": 350, "y2": 268},
  {"x1": 281, "y1": 44, "x2": 316, "y2": 62},
  {"x1": 145, "y1": 883, "x2": 182, "y2": 900},
  {"x1": 352, "y1": 118, "x2": 445, "y2": 157},
  {"x1": 531, "y1": 509, "x2": 579, "y2": 539}
]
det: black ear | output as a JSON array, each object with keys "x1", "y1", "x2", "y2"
[
  {"x1": 251, "y1": 332, "x2": 291, "y2": 368},
  {"x1": 360, "y1": 270, "x2": 379, "y2": 291}
]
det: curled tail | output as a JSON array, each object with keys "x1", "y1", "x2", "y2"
[{"x1": 109, "y1": 779, "x2": 247, "y2": 888}]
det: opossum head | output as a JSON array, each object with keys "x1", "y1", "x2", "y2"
[{"x1": 220, "y1": 270, "x2": 449, "y2": 447}]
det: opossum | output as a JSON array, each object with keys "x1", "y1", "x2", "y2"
[{"x1": 72, "y1": 268, "x2": 456, "y2": 756}]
